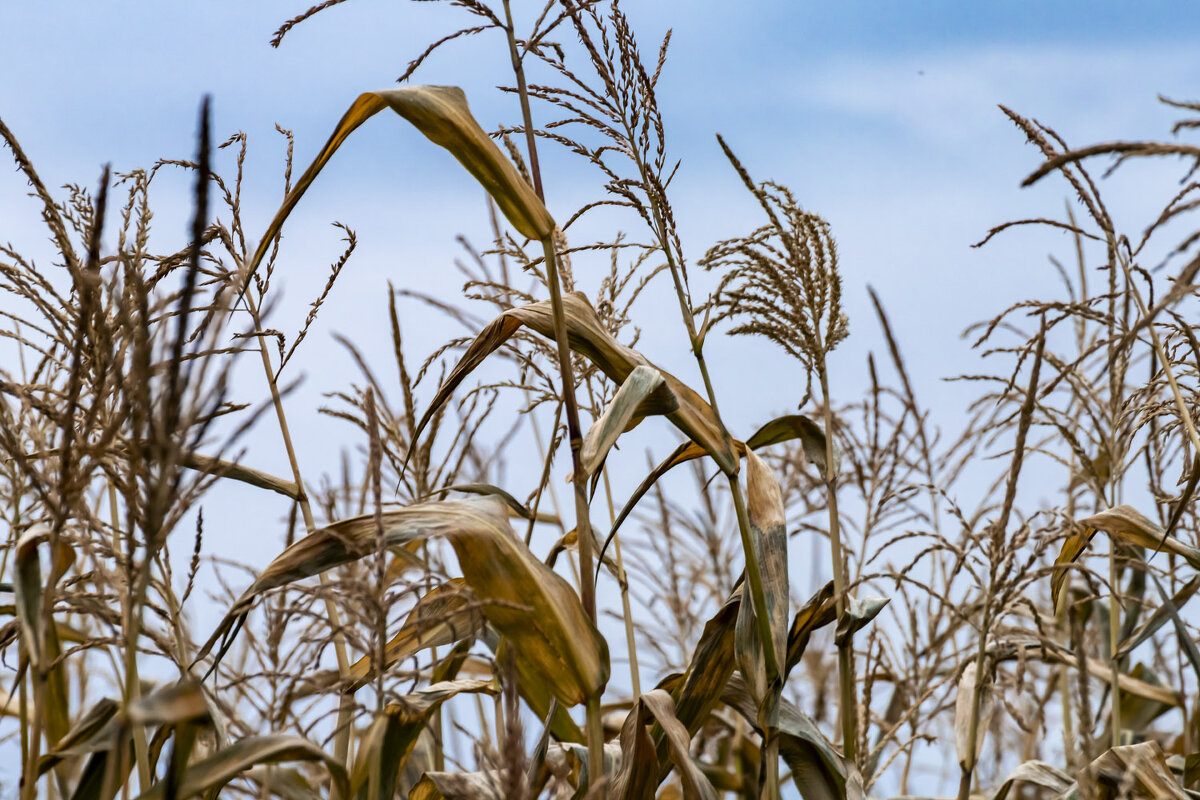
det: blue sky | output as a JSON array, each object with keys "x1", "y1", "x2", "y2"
[{"x1": 3, "y1": 1, "x2": 1199, "y2": 791}]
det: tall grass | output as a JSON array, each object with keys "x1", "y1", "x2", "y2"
[{"x1": 2, "y1": 2, "x2": 1200, "y2": 798}]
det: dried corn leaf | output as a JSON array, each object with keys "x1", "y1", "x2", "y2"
[
  {"x1": 745, "y1": 414, "x2": 839, "y2": 475},
  {"x1": 414, "y1": 292, "x2": 737, "y2": 475},
  {"x1": 410, "y1": 771, "x2": 505, "y2": 800},
  {"x1": 179, "y1": 451, "x2": 299, "y2": 500},
  {"x1": 735, "y1": 451, "x2": 789, "y2": 706},
  {"x1": 581, "y1": 365, "x2": 676, "y2": 476},
  {"x1": 787, "y1": 581, "x2": 836, "y2": 675},
  {"x1": 198, "y1": 496, "x2": 607, "y2": 708},
  {"x1": 344, "y1": 579, "x2": 483, "y2": 693},
  {"x1": 133, "y1": 734, "x2": 349, "y2": 800},
  {"x1": 1053, "y1": 505, "x2": 1200, "y2": 607},
  {"x1": 989, "y1": 760, "x2": 1072, "y2": 800},
  {"x1": 611, "y1": 689, "x2": 719, "y2": 800},
  {"x1": 1079, "y1": 741, "x2": 1186, "y2": 799},
  {"x1": 601, "y1": 413, "x2": 830, "y2": 564},
  {"x1": 954, "y1": 661, "x2": 994, "y2": 770},
  {"x1": 244, "y1": 85, "x2": 553, "y2": 291},
  {"x1": 350, "y1": 680, "x2": 495, "y2": 800},
  {"x1": 721, "y1": 673, "x2": 857, "y2": 800},
  {"x1": 1116, "y1": 575, "x2": 1200, "y2": 659}
]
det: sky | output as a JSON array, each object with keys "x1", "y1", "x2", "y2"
[{"x1": 2, "y1": 0, "x2": 1199, "y2": 793}]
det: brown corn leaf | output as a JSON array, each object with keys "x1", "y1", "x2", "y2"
[
  {"x1": 735, "y1": 451, "x2": 789, "y2": 707},
  {"x1": 600, "y1": 413, "x2": 830, "y2": 565},
  {"x1": 611, "y1": 689, "x2": 719, "y2": 800},
  {"x1": 409, "y1": 772, "x2": 505, "y2": 800},
  {"x1": 243, "y1": 85, "x2": 553, "y2": 289},
  {"x1": 990, "y1": 761, "x2": 1072, "y2": 800},
  {"x1": 344, "y1": 579, "x2": 483, "y2": 693},
  {"x1": 413, "y1": 292, "x2": 738, "y2": 475},
  {"x1": 495, "y1": 637, "x2": 586, "y2": 744},
  {"x1": 179, "y1": 451, "x2": 300, "y2": 500},
  {"x1": 1079, "y1": 741, "x2": 1186, "y2": 799},
  {"x1": 954, "y1": 661, "x2": 994, "y2": 770},
  {"x1": 132, "y1": 734, "x2": 349, "y2": 800},
  {"x1": 1053, "y1": 505, "x2": 1200, "y2": 607},
  {"x1": 580, "y1": 365, "x2": 677, "y2": 476},
  {"x1": 14, "y1": 525, "x2": 73, "y2": 746},
  {"x1": 349, "y1": 680, "x2": 495, "y2": 800},
  {"x1": 1117, "y1": 575, "x2": 1200, "y2": 659},
  {"x1": 745, "y1": 414, "x2": 839, "y2": 475},
  {"x1": 37, "y1": 697, "x2": 119, "y2": 775},
  {"x1": 198, "y1": 496, "x2": 607, "y2": 708},
  {"x1": 721, "y1": 673, "x2": 858, "y2": 800},
  {"x1": 787, "y1": 581, "x2": 837, "y2": 675}
]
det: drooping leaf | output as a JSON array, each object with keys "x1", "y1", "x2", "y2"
[
  {"x1": 599, "y1": 413, "x2": 832, "y2": 566},
  {"x1": 722, "y1": 673, "x2": 858, "y2": 800},
  {"x1": 1116, "y1": 575, "x2": 1200, "y2": 658},
  {"x1": 787, "y1": 581, "x2": 837, "y2": 676},
  {"x1": 745, "y1": 414, "x2": 838, "y2": 475},
  {"x1": 580, "y1": 365, "x2": 677, "y2": 477},
  {"x1": 494, "y1": 636, "x2": 586, "y2": 744},
  {"x1": 243, "y1": 85, "x2": 554, "y2": 292},
  {"x1": 610, "y1": 690, "x2": 719, "y2": 800},
  {"x1": 350, "y1": 680, "x2": 495, "y2": 800},
  {"x1": 132, "y1": 734, "x2": 349, "y2": 800},
  {"x1": 197, "y1": 496, "x2": 607, "y2": 709},
  {"x1": 735, "y1": 451, "x2": 789, "y2": 707},
  {"x1": 38, "y1": 697, "x2": 120, "y2": 775},
  {"x1": 954, "y1": 661, "x2": 994, "y2": 770},
  {"x1": 413, "y1": 292, "x2": 737, "y2": 475},
  {"x1": 833, "y1": 595, "x2": 889, "y2": 647},
  {"x1": 989, "y1": 760, "x2": 1072, "y2": 800},
  {"x1": 344, "y1": 579, "x2": 483, "y2": 693},
  {"x1": 1053, "y1": 505, "x2": 1200, "y2": 607},
  {"x1": 1079, "y1": 741, "x2": 1186, "y2": 799},
  {"x1": 409, "y1": 771, "x2": 505, "y2": 800}
]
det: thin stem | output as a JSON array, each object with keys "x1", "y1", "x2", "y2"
[{"x1": 243, "y1": 293, "x2": 354, "y2": 796}]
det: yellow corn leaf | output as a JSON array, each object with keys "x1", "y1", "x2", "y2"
[
  {"x1": 735, "y1": 451, "x2": 789, "y2": 709},
  {"x1": 243, "y1": 85, "x2": 553, "y2": 289},
  {"x1": 1052, "y1": 505, "x2": 1200, "y2": 608},
  {"x1": 344, "y1": 579, "x2": 483, "y2": 693},
  {"x1": 197, "y1": 496, "x2": 607, "y2": 708},
  {"x1": 350, "y1": 680, "x2": 495, "y2": 800},
  {"x1": 413, "y1": 292, "x2": 737, "y2": 475}
]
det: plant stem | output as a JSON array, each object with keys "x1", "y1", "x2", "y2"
[
  {"x1": 817, "y1": 365, "x2": 855, "y2": 762},
  {"x1": 243, "y1": 294, "x2": 354, "y2": 796},
  {"x1": 602, "y1": 464, "x2": 642, "y2": 698}
]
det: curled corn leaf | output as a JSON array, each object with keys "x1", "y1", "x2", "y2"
[
  {"x1": 1052, "y1": 504, "x2": 1200, "y2": 608},
  {"x1": 599, "y1": 413, "x2": 832, "y2": 566},
  {"x1": 349, "y1": 680, "x2": 495, "y2": 799},
  {"x1": 735, "y1": 451, "x2": 789, "y2": 709},
  {"x1": 198, "y1": 496, "x2": 607, "y2": 708},
  {"x1": 244, "y1": 85, "x2": 554, "y2": 290},
  {"x1": 610, "y1": 689, "x2": 719, "y2": 800},
  {"x1": 580, "y1": 365, "x2": 676, "y2": 477},
  {"x1": 344, "y1": 579, "x2": 483, "y2": 693},
  {"x1": 413, "y1": 292, "x2": 737, "y2": 475}
]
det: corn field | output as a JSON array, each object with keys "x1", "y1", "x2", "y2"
[{"x1": 2, "y1": 2, "x2": 1200, "y2": 799}]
